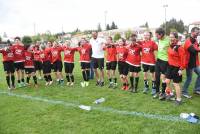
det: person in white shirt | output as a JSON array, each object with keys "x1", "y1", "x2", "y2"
[{"x1": 90, "y1": 31, "x2": 105, "y2": 86}]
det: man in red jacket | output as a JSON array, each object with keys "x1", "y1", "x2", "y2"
[{"x1": 182, "y1": 27, "x2": 200, "y2": 98}]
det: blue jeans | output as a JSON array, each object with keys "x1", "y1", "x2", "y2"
[
  {"x1": 182, "y1": 66, "x2": 200, "y2": 94},
  {"x1": 89, "y1": 60, "x2": 94, "y2": 79}
]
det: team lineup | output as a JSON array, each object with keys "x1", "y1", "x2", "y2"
[{"x1": 0, "y1": 27, "x2": 200, "y2": 105}]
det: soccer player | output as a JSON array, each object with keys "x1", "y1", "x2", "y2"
[
  {"x1": 40, "y1": 44, "x2": 53, "y2": 86},
  {"x1": 126, "y1": 35, "x2": 142, "y2": 93},
  {"x1": 77, "y1": 38, "x2": 92, "y2": 87},
  {"x1": 103, "y1": 36, "x2": 117, "y2": 88},
  {"x1": 0, "y1": 46, "x2": 15, "y2": 90},
  {"x1": 33, "y1": 41, "x2": 43, "y2": 80},
  {"x1": 165, "y1": 32, "x2": 185, "y2": 105},
  {"x1": 63, "y1": 40, "x2": 77, "y2": 86},
  {"x1": 24, "y1": 45, "x2": 38, "y2": 87},
  {"x1": 50, "y1": 41, "x2": 64, "y2": 85},
  {"x1": 11, "y1": 37, "x2": 26, "y2": 88},
  {"x1": 141, "y1": 32, "x2": 158, "y2": 94},
  {"x1": 116, "y1": 38, "x2": 129, "y2": 90}
]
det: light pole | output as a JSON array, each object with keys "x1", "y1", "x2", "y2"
[
  {"x1": 33, "y1": 22, "x2": 36, "y2": 35},
  {"x1": 104, "y1": 10, "x2": 108, "y2": 30},
  {"x1": 163, "y1": 4, "x2": 168, "y2": 32}
]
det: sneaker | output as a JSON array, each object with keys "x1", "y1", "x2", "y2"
[
  {"x1": 81, "y1": 82, "x2": 85, "y2": 87},
  {"x1": 85, "y1": 81, "x2": 89, "y2": 87},
  {"x1": 166, "y1": 94, "x2": 175, "y2": 101},
  {"x1": 49, "y1": 81, "x2": 53, "y2": 86},
  {"x1": 8, "y1": 86, "x2": 11, "y2": 90},
  {"x1": 108, "y1": 83, "x2": 113, "y2": 88},
  {"x1": 194, "y1": 91, "x2": 200, "y2": 95},
  {"x1": 113, "y1": 83, "x2": 117, "y2": 89},
  {"x1": 175, "y1": 100, "x2": 182, "y2": 105},
  {"x1": 60, "y1": 80, "x2": 64, "y2": 85},
  {"x1": 121, "y1": 86, "x2": 126, "y2": 90},
  {"x1": 26, "y1": 83, "x2": 31, "y2": 86},
  {"x1": 143, "y1": 87, "x2": 149, "y2": 94},
  {"x1": 70, "y1": 82, "x2": 74, "y2": 86},
  {"x1": 17, "y1": 83, "x2": 22, "y2": 88},
  {"x1": 45, "y1": 82, "x2": 49, "y2": 86},
  {"x1": 151, "y1": 88, "x2": 156, "y2": 95},
  {"x1": 34, "y1": 84, "x2": 38, "y2": 88},
  {"x1": 38, "y1": 76, "x2": 42, "y2": 80},
  {"x1": 11, "y1": 85, "x2": 16, "y2": 90},
  {"x1": 96, "y1": 81, "x2": 100, "y2": 86},
  {"x1": 153, "y1": 93, "x2": 159, "y2": 99},
  {"x1": 66, "y1": 82, "x2": 70, "y2": 86},
  {"x1": 182, "y1": 93, "x2": 192, "y2": 99},
  {"x1": 159, "y1": 93, "x2": 166, "y2": 100},
  {"x1": 100, "y1": 81, "x2": 104, "y2": 87},
  {"x1": 21, "y1": 82, "x2": 26, "y2": 87}
]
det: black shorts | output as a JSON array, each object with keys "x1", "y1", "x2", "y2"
[
  {"x1": 34, "y1": 61, "x2": 43, "y2": 71},
  {"x1": 14, "y1": 62, "x2": 24, "y2": 71},
  {"x1": 25, "y1": 68, "x2": 35, "y2": 74},
  {"x1": 142, "y1": 64, "x2": 155, "y2": 73},
  {"x1": 64, "y1": 62, "x2": 74, "y2": 73},
  {"x1": 128, "y1": 64, "x2": 141, "y2": 73},
  {"x1": 166, "y1": 65, "x2": 182, "y2": 83},
  {"x1": 155, "y1": 59, "x2": 168, "y2": 75},
  {"x1": 118, "y1": 61, "x2": 129, "y2": 76},
  {"x1": 81, "y1": 62, "x2": 90, "y2": 69},
  {"x1": 106, "y1": 61, "x2": 117, "y2": 70},
  {"x1": 92, "y1": 58, "x2": 104, "y2": 70},
  {"x1": 53, "y1": 60, "x2": 63, "y2": 72},
  {"x1": 43, "y1": 61, "x2": 52, "y2": 74},
  {"x1": 3, "y1": 61, "x2": 15, "y2": 73}
]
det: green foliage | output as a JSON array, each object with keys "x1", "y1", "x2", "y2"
[
  {"x1": 22, "y1": 36, "x2": 32, "y2": 45},
  {"x1": 97, "y1": 23, "x2": 102, "y2": 32},
  {"x1": 140, "y1": 22, "x2": 149, "y2": 29},
  {"x1": 32, "y1": 34, "x2": 41, "y2": 43},
  {"x1": 0, "y1": 36, "x2": 2, "y2": 43},
  {"x1": 111, "y1": 21, "x2": 118, "y2": 29},
  {"x1": 106, "y1": 24, "x2": 110, "y2": 31},
  {"x1": 125, "y1": 30, "x2": 133, "y2": 40},
  {"x1": 114, "y1": 33, "x2": 121, "y2": 42}
]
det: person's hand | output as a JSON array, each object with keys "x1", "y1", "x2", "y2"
[{"x1": 178, "y1": 70, "x2": 182, "y2": 76}]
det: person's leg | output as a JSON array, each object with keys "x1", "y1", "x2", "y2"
[
  {"x1": 100, "y1": 69, "x2": 104, "y2": 85},
  {"x1": 173, "y1": 83, "x2": 182, "y2": 105},
  {"x1": 165, "y1": 78, "x2": 171, "y2": 96},
  {"x1": 11, "y1": 73, "x2": 15, "y2": 88},
  {"x1": 32, "y1": 72, "x2": 38, "y2": 87},
  {"x1": 99, "y1": 58, "x2": 104, "y2": 86},
  {"x1": 155, "y1": 62, "x2": 161, "y2": 94},
  {"x1": 193, "y1": 66, "x2": 200, "y2": 93},
  {"x1": 16, "y1": 70, "x2": 21, "y2": 85},
  {"x1": 90, "y1": 58, "x2": 94, "y2": 79},
  {"x1": 21, "y1": 69, "x2": 25, "y2": 84},
  {"x1": 182, "y1": 68, "x2": 193, "y2": 95},
  {"x1": 5, "y1": 72, "x2": 10, "y2": 88},
  {"x1": 129, "y1": 72, "x2": 134, "y2": 90},
  {"x1": 26, "y1": 73, "x2": 31, "y2": 84},
  {"x1": 161, "y1": 74, "x2": 166, "y2": 94},
  {"x1": 134, "y1": 72, "x2": 139, "y2": 92}
]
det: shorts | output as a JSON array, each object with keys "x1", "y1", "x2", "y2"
[
  {"x1": 142, "y1": 64, "x2": 155, "y2": 73},
  {"x1": 25, "y1": 68, "x2": 35, "y2": 74},
  {"x1": 166, "y1": 65, "x2": 182, "y2": 83},
  {"x1": 155, "y1": 59, "x2": 168, "y2": 75},
  {"x1": 3, "y1": 61, "x2": 15, "y2": 73},
  {"x1": 92, "y1": 58, "x2": 104, "y2": 70},
  {"x1": 81, "y1": 62, "x2": 90, "y2": 69},
  {"x1": 43, "y1": 61, "x2": 52, "y2": 74},
  {"x1": 128, "y1": 64, "x2": 141, "y2": 73},
  {"x1": 14, "y1": 62, "x2": 24, "y2": 71},
  {"x1": 106, "y1": 61, "x2": 117, "y2": 70},
  {"x1": 53, "y1": 60, "x2": 63, "y2": 72},
  {"x1": 64, "y1": 62, "x2": 74, "y2": 73},
  {"x1": 34, "y1": 61, "x2": 43, "y2": 70},
  {"x1": 118, "y1": 61, "x2": 129, "y2": 76}
]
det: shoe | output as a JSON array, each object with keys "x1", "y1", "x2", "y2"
[
  {"x1": 153, "y1": 93, "x2": 159, "y2": 99},
  {"x1": 175, "y1": 100, "x2": 182, "y2": 105},
  {"x1": 182, "y1": 93, "x2": 192, "y2": 99},
  {"x1": 49, "y1": 81, "x2": 53, "y2": 86},
  {"x1": 21, "y1": 82, "x2": 26, "y2": 87},
  {"x1": 11, "y1": 85, "x2": 16, "y2": 90},
  {"x1": 113, "y1": 83, "x2": 117, "y2": 89},
  {"x1": 81, "y1": 82, "x2": 85, "y2": 87},
  {"x1": 151, "y1": 88, "x2": 156, "y2": 95},
  {"x1": 60, "y1": 80, "x2": 64, "y2": 85},
  {"x1": 194, "y1": 91, "x2": 200, "y2": 95},
  {"x1": 45, "y1": 82, "x2": 49, "y2": 86},
  {"x1": 38, "y1": 77, "x2": 42, "y2": 80},
  {"x1": 17, "y1": 83, "x2": 22, "y2": 88},
  {"x1": 66, "y1": 82, "x2": 70, "y2": 86},
  {"x1": 100, "y1": 81, "x2": 104, "y2": 87},
  {"x1": 85, "y1": 81, "x2": 89, "y2": 87},
  {"x1": 166, "y1": 94, "x2": 175, "y2": 101},
  {"x1": 70, "y1": 82, "x2": 74, "y2": 86},
  {"x1": 143, "y1": 87, "x2": 149, "y2": 94},
  {"x1": 159, "y1": 93, "x2": 166, "y2": 100},
  {"x1": 121, "y1": 86, "x2": 126, "y2": 90},
  {"x1": 26, "y1": 83, "x2": 31, "y2": 86},
  {"x1": 108, "y1": 83, "x2": 113, "y2": 88},
  {"x1": 125, "y1": 85, "x2": 129, "y2": 91},
  {"x1": 8, "y1": 86, "x2": 11, "y2": 90}
]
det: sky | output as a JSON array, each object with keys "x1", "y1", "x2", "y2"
[{"x1": 0, "y1": 0, "x2": 200, "y2": 37}]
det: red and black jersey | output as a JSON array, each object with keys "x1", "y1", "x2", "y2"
[
  {"x1": 40, "y1": 48, "x2": 51, "y2": 62},
  {"x1": 168, "y1": 45, "x2": 185, "y2": 69},
  {"x1": 126, "y1": 43, "x2": 142, "y2": 66},
  {"x1": 116, "y1": 46, "x2": 128, "y2": 62},
  {"x1": 33, "y1": 47, "x2": 41, "y2": 62},
  {"x1": 63, "y1": 46, "x2": 77, "y2": 63},
  {"x1": 50, "y1": 46, "x2": 63, "y2": 63},
  {"x1": 103, "y1": 45, "x2": 117, "y2": 62},
  {"x1": 77, "y1": 43, "x2": 92, "y2": 62},
  {"x1": 141, "y1": 40, "x2": 158, "y2": 65},
  {"x1": 24, "y1": 51, "x2": 34, "y2": 68},
  {"x1": 11, "y1": 44, "x2": 25, "y2": 63},
  {"x1": 0, "y1": 47, "x2": 14, "y2": 62}
]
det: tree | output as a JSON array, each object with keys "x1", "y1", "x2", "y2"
[
  {"x1": 0, "y1": 36, "x2": 2, "y2": 43},
  {"x1": 140, "y1": 22, "x2": 149, "y2": 29},
  {"x1": 32, "y1": 34, "x2": 41, "y2": 43},
  {"x1": 106, "y1": 24, "x2": 110, "y2": 31},
  {"x1": 97, "y1": 23, "x2": 102, "y2": 32},
  {"x1": 114, "y1": 33, "x2": 121, "y2": 42},
  {"x1": 111, "y1": 21, "x2": 118, "y2": 30},
  {"x1": 22, "y1": 36, "x2": 32, "y2": 45},
  {"x1": 125, "y1": 30, "x2": 133, "y2": 40}
]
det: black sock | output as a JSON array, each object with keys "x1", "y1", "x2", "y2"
[
  {"x1": 130, "y1": 77, "x2": 134, "y2": 87},
  {"x1": 123, "y1": 83, "x2": 126, "y2": 86},
  {"x1": 26, "y1": 77, "x2": 30, "y2": 84},
  {"x1": 109, "y1": 78, "x2": 112, "y2": 83},
  {"x1": 162, "y1": 82, "x2": 166, "y2": 94},
  {"x1": 18, "y1": 80, "x2": 21, "y2": 83},
  {"x1": 21, "y1": 78, "x2": 25, "y2": 83},
  {"x1": 66, "y1": 75, "x2": 70, "y2": 82},
  {"x1": 135, "y1": 77, "x2": 139, "y2": 90},
  {"x1": 70, "y1": 75, "x2": 74, "y2": 82},
  {"x1": 144, "y1": 80, "x2": 149, "y2": 88},
  {"x1": 11, "y1": 75, "x2": 15, "y2": 86},
  {"x1": 86, "y1": 70, "x2": 90, "y2": 81},
  {"x1": 82, "y1": 71, "x2": 87, "y2": 81},
  {"x1": 48, "y1": 75, "x2": 52, "y2": 81},
  {"x1": 114, "y1": 78, "x2": 117, "y2": 83},
  {"x1": 33, "y1": 76, "x2": 37, "y2": 84},
  {"x1": 152, "y1": 81, "x2": 156, "y2": 89},
  {"x1": 6, "y1": 76, "x2": 10, "y2": 87},
  {"x1": 44, "y1": 76, "x2": 48, "y2": 82}
]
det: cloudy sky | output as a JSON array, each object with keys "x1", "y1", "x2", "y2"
[{"x1": 0, "y1": 0, "x2": 200, "y2": 37}]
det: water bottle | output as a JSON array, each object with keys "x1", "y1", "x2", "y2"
[{"x1": 94, "y1": 97, "x2": 105, "y2": 104}]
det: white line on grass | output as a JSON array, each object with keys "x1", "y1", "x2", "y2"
[{"x1": 0, "y1": 90, "x2": 199, "y2": 125}]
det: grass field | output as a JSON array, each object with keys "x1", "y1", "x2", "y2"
[{"x1": 0, "y1": 54, "x2": 200, "y2": 134}]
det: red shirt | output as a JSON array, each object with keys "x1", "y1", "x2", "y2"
[
  {"x1": 33, "y1": 47, "x2": 41, "y2": 62},
  {"x1": 126, "y1": 44, "x2": 142, "y2": 66},
  {"x1": 63, "y1": 46, "x2": 77, "y2": 63},
  {"x1": 50, "y1": 46, "x2": 63, "y2": 63},
  {"x1": 24, "y1": 51, "x2": 34, "y2": 68},
  {"x1": 116, "y1": 46, "x2": 128, "y2": 62},
  {"x1": 141, "y1": 40, "x2": 158, "y2": 65},
  {"x1": 168, "y1": 45, "x2": 185, "y2": 69},
  {"x1": 0, "y1": 48, "x2": 14, "y2": 62},
  {"x1": 11, "y1": 44, "x2": 25, "y2": 63},
  {"x1": 77, "y1": 44, "x2": 91, "y2": 62},
  {"x1": 40, "y1": 48, "x2": 51, "y2": 62},
  {"x1": 104, "y1": 45, "x2": 117, "y2": 62}
]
